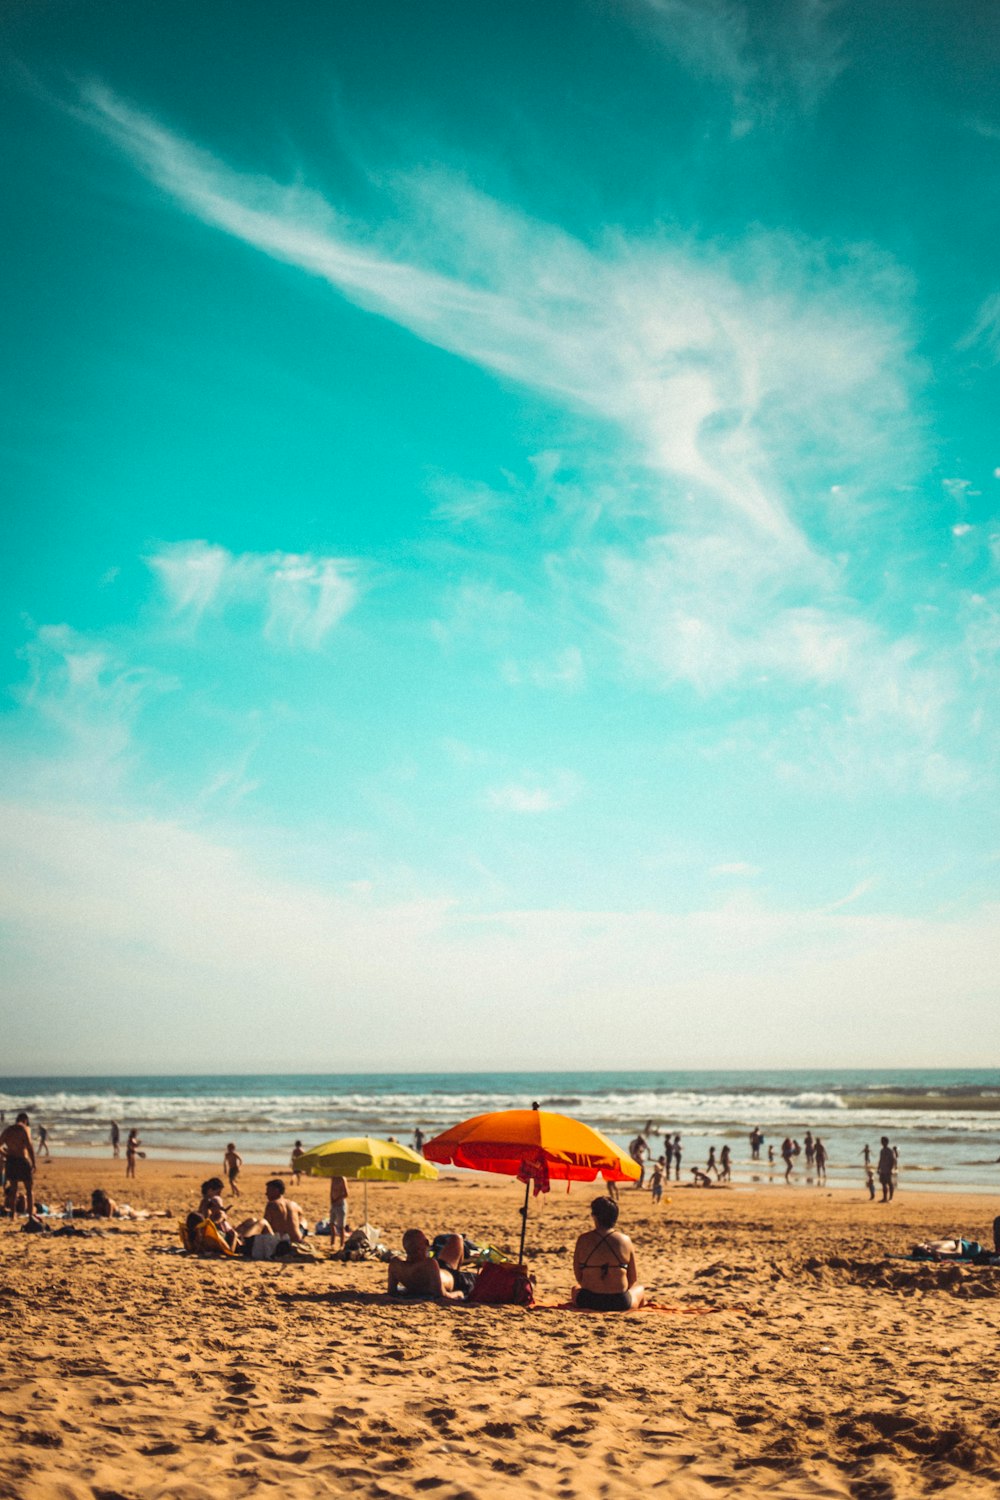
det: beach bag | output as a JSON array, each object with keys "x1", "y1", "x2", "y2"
[{"x1": 470, "y1": 1261, "x2": 535, "y2": 1306}]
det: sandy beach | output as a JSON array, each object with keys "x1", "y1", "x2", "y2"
[{"x1": 1, "y1": 1157, "x2": 998, "y2": 1499}]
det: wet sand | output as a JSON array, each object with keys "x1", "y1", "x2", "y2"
[{"x1": 2, "y1": 1156, "x2": 999, "y2": 1498}]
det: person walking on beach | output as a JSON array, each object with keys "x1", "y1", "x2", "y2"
[
  {"x1": 877, "y1": 1136, "x2": 896, "y2": 1201},
  {"x1": 0, "y1": 1113, "x2": 36, "y2": 1219},
  {"x1": 224, "y1": 1142, "x2": 243, "y2": 1196},
  {"x1": 290, "y1": 1141, "x2": 303, "y2": 1185},
  {"x1": 719, "y1": 1144, "x2": 732, "y2": 1183},
  {"x1": 110, "y1": 1121, "x2": 120, "y2": 1158},
  {"x1": 125, "y1": 1129, "x2": 142, "y2": 1179},
  {"x1": 649, "y1": 1160, "x2": 664, "y2": 1204},
  {"x1": 781, "y1": 1137, "x2": 796, "y2": 1182},
  {"x1": 865, "y1": 1164, "x2": 876, "y2": 1200},
  {"x1": 672, "y1": 1134, "x2": 682, "y2": 1182},
  {"x1": 37, "y1": 1125, "x2": 51, "y2": 1160},
  {"x1": 663, "y1": 1135, "x2": 674, "y2": 1176},
  {"x1": 329, "y1": 1174, "x2": 349, "y2": 1251},
  {"x1": 706, "y1": 1146, "x2": 719, "y2": 1180},
  {"x1": 814, "y1": 1138, "x2": 827, "y2": 1185}
]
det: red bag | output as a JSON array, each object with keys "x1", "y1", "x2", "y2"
[{"x1": 470, "y1": 1261, "x2": 535, "y2": 1306}]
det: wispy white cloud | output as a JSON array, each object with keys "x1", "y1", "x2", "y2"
[
  {"x1": 711, "y1": 861, "x2": 760, "y2": 877},
  {"x1": 627, "y1": 0, "x2": 845, "y2": 125},
  {"x1": 12, "y1": 624, "x2": 176, "y2": 792},
  {"x1": 501, "y1": 647, "x2": 585, "y2": 691},
  {"x1": 82, "y1": 84, "x2": 917, "y2": 559},
  {"x1": 147, "y1": 540, "x2": 361, "y2": 648},
  {"x1": 959, "y1": 292, "x2": 1000, "y2": 362},
  {"x1": 486, "y1": 774, "x2": 581, "y2": 814}
]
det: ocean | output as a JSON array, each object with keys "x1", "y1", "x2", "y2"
[{"x1": 2, "y1": 1069, "x2": 998, "y2": 1193}]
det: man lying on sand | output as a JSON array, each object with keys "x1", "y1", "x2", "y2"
[
  {"x1": 388, "y1": 1229, "x2": 475, "y2": 1300},
  {"x1": 571, "y1": 1196, "x2": 646, "y2": 1311}
]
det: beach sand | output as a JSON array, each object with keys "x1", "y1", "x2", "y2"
[{"x1": 2, "y1": 1157, "x2": 998, "y2": 1499}]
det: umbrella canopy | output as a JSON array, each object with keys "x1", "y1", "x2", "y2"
[
  {"x1": 295, "y1": 1136, "x2": 437, "y2": 1223},
  {"x1": 423, "y1": 1108, "x2": 640, "y2": 1263},
  {"x1": 423, "y1": 1109, "x2": 640, "y2": 1183},
  {"x1": 295, "y1": 1136, "x2": 438, "y2": 1183}
]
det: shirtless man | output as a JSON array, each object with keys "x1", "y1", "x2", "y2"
[
  {"x1": 877, "y1": 1136, "x2": 896, "y2": 1202},
  {"x1": 224, "y1": 1143, "x2": 243, "y2": 1196},
  {"x1": 571, "y1": 1196, "x2": 645, "y2": 1311},
  {"x1": 328, "y1": 1175, "x2": 349, "y2": 1251},
  {"x1": 263, "y1": 1179, "x2": 305, "y2": 1244},
  {"x1": 1, "y1": 1114, "x2": 37, "y2": 1219},
  {"x1": 388, "y1": 1229, "x2": 471, "y2": 1300}
]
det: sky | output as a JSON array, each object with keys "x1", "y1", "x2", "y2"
[{"x1": 1, "y1": 0, "x2": 999, "y2": 1073}]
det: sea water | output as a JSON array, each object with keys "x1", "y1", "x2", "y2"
[{"x1": 2, "y1": 1069, "x2": 998, "y2": 1193}]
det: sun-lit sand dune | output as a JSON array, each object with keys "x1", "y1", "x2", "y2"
[{"x1": 2, "y1": 1157, "x2": 998, "y2": 1498}]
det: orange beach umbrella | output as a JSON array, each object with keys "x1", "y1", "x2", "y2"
[{"x1": 423, "y1": 1107, "x2": 640, "y2": 1262}]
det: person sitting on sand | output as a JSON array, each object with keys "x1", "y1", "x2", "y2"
[
  {"x1": 690, "y1": 1166, "x2": 713, "y2": 1187},
  {"x1": 90, "y1": 1188, "x2": 118, "y2": 1218},
  {"x1": 0, "y1": 1113, "x2": 37, "y2": 1220},
  {"x1": 263, "y1": 1179, "x2": 305, "y2": 1244},
  {"x1": 388, "y1": 1229, "x2": 473, "y2": 1300},
  {"x1": 571, "y1": 1196, "x2": 645, "y2": 1311}
]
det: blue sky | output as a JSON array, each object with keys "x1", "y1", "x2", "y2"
[{"x1": 2, "y1": 0, "x2": 999, "y2": 1072}]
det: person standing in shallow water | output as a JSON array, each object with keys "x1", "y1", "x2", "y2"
[
  {"x1": 110, "y1": 1121, "x2": 120, "y2": 1158},
  {"x1": 877, "y1": 1136, "x2": 896, "y2": 1201},
  {"x1": 672, "y1": 1134, "x2": 682, "y2": 1182},
  {"x1": 125, "y1": 1129, "x2": 141, "y2": 1178},
  {"x1": 814, "y1": 1137, "x2": 827, "y2": 1185}
]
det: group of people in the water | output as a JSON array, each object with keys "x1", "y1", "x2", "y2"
[{"x1": 626, "y1": 1122, "x2": 896, "y2": 1194}]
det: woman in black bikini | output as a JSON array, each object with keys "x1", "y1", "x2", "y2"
[{"x1": 571, "y1": 1196, "x2": 646, "y2": 1311}]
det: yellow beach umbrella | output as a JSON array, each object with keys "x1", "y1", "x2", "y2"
[{"x1": 295, "y1": 1135, "x2": 437, "y2": 1221}]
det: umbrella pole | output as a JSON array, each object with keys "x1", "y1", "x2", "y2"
[
  {"x1": 517, "y1": 1177, "x2": 530, "y2": 1264},
  {"x1": 364, "y1": 1180, "x2": 369, "y2": 1224}
]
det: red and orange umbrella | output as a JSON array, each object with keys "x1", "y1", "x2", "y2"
[{"x1": 424, "y1": 1106, "x2": 640, "y2": 1262}]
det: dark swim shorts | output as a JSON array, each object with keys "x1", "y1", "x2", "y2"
[
  {"x1": 4, "y1": 1156, "x2": 33, "y2": 1187},
  {"x1": 575, "y1": 1287, "x2": 632, "y2": 1312}
]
